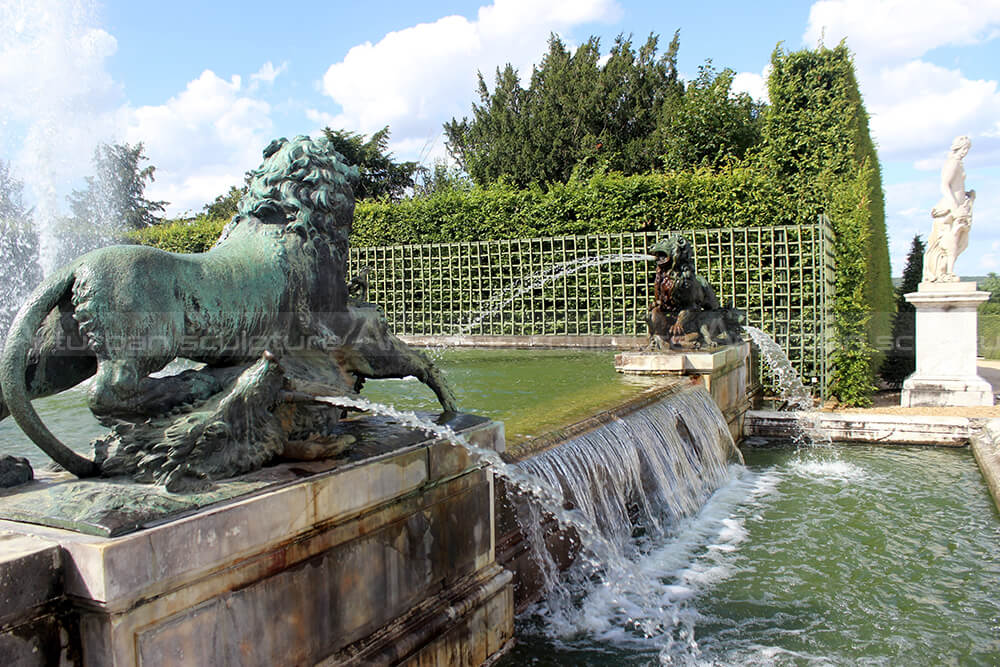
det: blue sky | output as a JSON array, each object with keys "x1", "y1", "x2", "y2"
[{"x1": 2, "y1": 0, "x2": 1000, "y2": 275}]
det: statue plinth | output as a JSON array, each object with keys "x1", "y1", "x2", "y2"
[
  {"x1": 615, "y1": 342, "x2": 752, "y2": 440},
  {"x1": 0, "y1": 414, "x2": 514, "y2": 665},
  {"x1": 901, "y1": 281, "x2": 993, "y2": 407}
]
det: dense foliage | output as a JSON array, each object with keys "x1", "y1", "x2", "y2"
[
  {"x1": 352, "y1": 167, "x2": 794, "y2": 246},
  {"x1": 68, "y1": 142, "x2": 167, "y2": 230},
  {"x1": 323, "y1": 126, "x2": 420, "y2": 201},
  {"x1": 445, "y1": 33, "x2": 761, "y2": 188},
  {"x1": 757, "y1": 43, "x2": 892, "y2": 405},
  {"x1": 880, "y1": 235, "x2": 923, "y2": 387},
  {"x1": 128, "y1": 215, "x2": 226, "y2": 254}
]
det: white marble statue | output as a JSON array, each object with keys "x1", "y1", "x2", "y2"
[{"x1": 923, "y1": 135, "x2": 976, "y2": 283}]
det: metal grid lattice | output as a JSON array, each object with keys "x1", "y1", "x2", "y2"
[{"x1": 350, "y1": 218, "x2": 836, "y2": 393}]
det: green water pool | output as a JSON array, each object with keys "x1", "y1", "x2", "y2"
[
  {"x1": 502, "y1": 444, "x2": 1000, "y2": 665},
  {"x1": 0, "y1": 349, "x2": 658, "y2": 465}
]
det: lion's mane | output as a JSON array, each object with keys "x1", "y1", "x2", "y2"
[
  {"x1": 223, "y1": 135, "x2": 361, "y2": 328},
  {"x1": 236, "y1": 135, "x2": 359, "y2": 242}
]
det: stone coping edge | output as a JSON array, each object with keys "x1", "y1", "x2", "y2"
[
  {"x1": 400, "y1": 334, "x2": 647, "y2": 350},
  {"x1": 502, "y1": 381, "x2": 690, "y2": 462},
  {"x1": 970, "y1": 420, "x2": 1000, "y2": 514},
  {"x1": 744, "y1": 410, "x2": 980, "y2": 447}
]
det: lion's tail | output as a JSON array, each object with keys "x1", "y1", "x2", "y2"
[{"x1": 0, "y1": 266, "x2": 98, "y2": 477}]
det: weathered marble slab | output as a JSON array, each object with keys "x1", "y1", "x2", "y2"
[
  {"x1": 0, "y1": 412, "x2": 491, "y2": 537},
  {"x1": 0, "y1": 413, "x2": 512, "y2": 666}
]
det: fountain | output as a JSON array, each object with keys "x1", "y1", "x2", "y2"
[
  {"x1": 0, "y1": 135, "x2": 516, "y2": 665},
  {"x1": 1, "y1": 126, "x2": 997, "y2": 665}
]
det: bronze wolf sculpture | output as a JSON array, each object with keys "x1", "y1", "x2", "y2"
[
  {"x1": 0, "y1": 135, "x2": 456, "y2": 484},
  {"x1": 646, "y1": 234, "x2": 743, "y2": 350}
]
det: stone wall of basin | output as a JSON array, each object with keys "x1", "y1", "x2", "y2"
[{"x1": 0, "y1": 418, "x2": 513, "y2": 666}]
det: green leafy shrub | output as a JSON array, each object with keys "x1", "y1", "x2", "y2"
[{"x1": 128, "y1": 215, "x2": 227, "y2": 253}]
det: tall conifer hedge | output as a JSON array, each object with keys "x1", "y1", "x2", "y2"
[{"x1": 132, "y1": 44, "x2": 892, "y2": 405}]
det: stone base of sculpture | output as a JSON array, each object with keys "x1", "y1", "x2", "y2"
[
  {"x1": 0, "y1": 415, "x2": 513, "y2": 665},
  {"x1": 901, "y1": 282, "x2": 993, "y2": 407},
  {"x1": 614, "y1": 342, "x2": 753, "y2": 440}
]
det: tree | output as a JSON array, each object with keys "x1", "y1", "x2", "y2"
[
  {"x1": 0, "y1": 160, "x2": 42, "y2": 340},
  {"x1": 980, "y1": 272, "x2": 1000, "y2": 305},
  {"x1": 322, "y1": 126, "x2": 420, "y2": 200},
  {"x1": 659, "y1": 62, "x2": 762, "y2": 170},
  {"x1": 203, "y1": 184, "x2": 245, "y2": 220},
  {"x1": 412, "y1": 160, "x2": 473, "y2": 198},
  {"x1": 759, "y1": 42, "x2": 892, "y2": 405},
  {"x1": 880, "y1": 235, "x2": 924, "y2": 387},
  {"x1": 445, "y1": 32, "x2": 684, "y2": 187},
  {"x1": 67, "y1": 142, "x2": 167, "y2": 231}
]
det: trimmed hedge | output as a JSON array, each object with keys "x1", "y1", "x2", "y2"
[
  {"x1": 128, "y1": 215, "x2": 227, "y2": 253},
  {"x1": 352, "y1": 167, "x2": 799, "y2": 246}
]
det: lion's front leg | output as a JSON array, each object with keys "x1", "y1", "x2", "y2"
[
  {"x1": 344, "y1": 307, "x2": 458, "y2": 413},
  {"x1": 671, "y1": 308, "x2": 695, "y2": 336}
]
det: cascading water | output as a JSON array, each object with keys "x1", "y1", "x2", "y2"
[
  {"x1": 743, "y1": 325, "x2": 813, "y2": 410},
  {"x1": 312, "y1": 387, "x2": 742, "y2": 640},
  {"x1": 512, "y1": 388, "x2": 742, "y2": 639},
  {"x1": 743, "y1": 325, "x2": 838, "y2": 452},
  {"x1": 518, "y1": 390, "x2": 739, "y2": 550}
]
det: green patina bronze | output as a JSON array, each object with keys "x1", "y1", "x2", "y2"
[
  {"x1": 0, "y1": 135, "x2": 457, "y2": 491},
  {"x1": 646, "y1": 234, "x2": 743, "y2": 350}
]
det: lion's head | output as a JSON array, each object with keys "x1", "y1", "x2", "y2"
[
  {"x1": 236, "y1": 135, "x2": 360, "y2": 241},
  {"x1": 650, "y1": 234, "x2": 694, "y2": 273}
]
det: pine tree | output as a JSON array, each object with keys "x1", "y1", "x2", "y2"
[
  {"x1": 0, "y1": 160, "x2": 42, "y2": 341},
  {"x1": 67, "y1": 142, "x2": 167, "y2": 232},
  {"x1": 323, "y1": 126, "x2": 420, "y2": 201},
  {"x1": 880, "y1": 235, "x2": 924, "y2": 387}
]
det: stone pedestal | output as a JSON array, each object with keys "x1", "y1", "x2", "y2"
[
  {"x1": 614, "y1": 342, "x2": 752, "y2": 441},
  {"x1": 0, "y1": 414, "x2": 513, "y2": 666},
  {"x1": 901, "y1": 282, "x2": 993, "y2": 407}
]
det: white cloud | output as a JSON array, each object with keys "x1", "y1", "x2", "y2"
[
  {"x1": 804, "y1": 0, "x2": 1000, "y2": 65},
  {"x1": 249, "y1": 61, "x2": 288, "y2": 90},
  {"x1": 316, "y1": 0, "x2": 621, "y2": 160},
  {"x1": 867, "y1": 60, "x2": 1000, "y2": 161},
  {"x1": 732, "y1": 65, "x2": 771, "y2": 103},
  {"x1": 125, "y1": 69, "x2": 274, "y2": 215},
  {"x1": 801, "y1": 1, "x2": 1000, "y2": 168}
]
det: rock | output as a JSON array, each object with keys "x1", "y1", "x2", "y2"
[{"x1": 0, "y1": 455, "x2": 33, "y2": 487}]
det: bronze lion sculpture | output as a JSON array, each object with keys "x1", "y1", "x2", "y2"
[
  {"x1": 0, "y1": 135, "x2": 456, "y2": 486},
  {"x1": 646, "y1": 234, "x2": 743, "y2": 350}
]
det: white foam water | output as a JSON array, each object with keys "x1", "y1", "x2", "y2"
[{"x1": 314, "y1": 386, "x2": 745, "y2": 654}]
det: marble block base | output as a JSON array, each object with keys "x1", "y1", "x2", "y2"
[
  {"x1": 615, "y1": 342, "x2": 752, "y2": 440},
  {"x1": 901, "y1": 282, "x2": 993, "y2": 407},
  {"x1": 0, "y1": 414, "x2": 513, "y2": 666}
]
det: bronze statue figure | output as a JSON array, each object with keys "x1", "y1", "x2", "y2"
[
  {"x1": 0, "y1": 135, "x2": 457, "y2": 490},
  {"x1": 646, "y1": 235, "x2": 743, "y2": 350}
]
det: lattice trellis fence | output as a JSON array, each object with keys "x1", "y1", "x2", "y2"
[{"x1": 350, "y1": 218, "x2": 836, "y2": 392}]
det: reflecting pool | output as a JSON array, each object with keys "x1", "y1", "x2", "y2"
[{"x1": 501, "y1": 444, "x2": 1000, "y2": 665}]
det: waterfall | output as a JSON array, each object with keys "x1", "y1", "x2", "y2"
[{"x1": 510, "y1": 386, "x2": 741, "y2": 606}]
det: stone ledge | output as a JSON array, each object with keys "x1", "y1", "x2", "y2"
[
  {"x1": 614, "y1": 342, "x2": 747, "y2": 375},
  {"x1": 745, "y1": 410, "x2": 975, "y2": 446},
  {"x1": 0, "y1": 417, "x2": 503, "y2": 609},
  {"x1": 0, "y1": 533, "x2": 63, "y2": 627},
  {"x1": 970, "y1": 420, "x2": 1000, "y2": 513}
]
